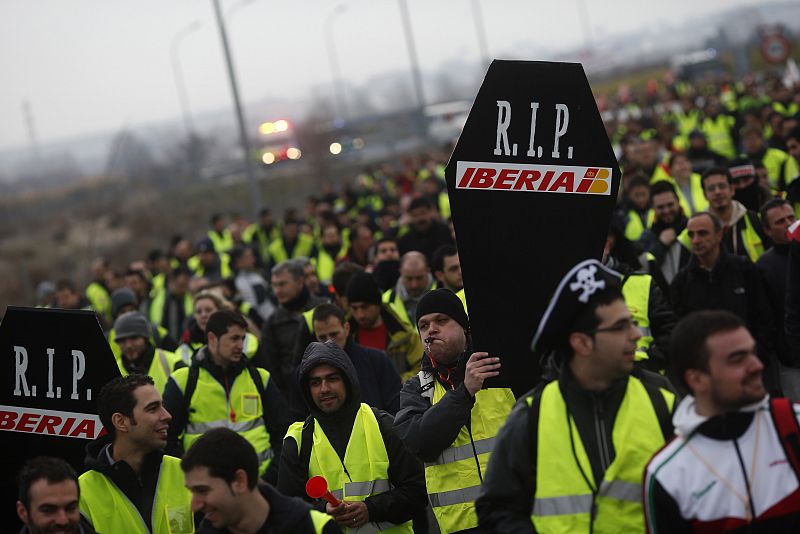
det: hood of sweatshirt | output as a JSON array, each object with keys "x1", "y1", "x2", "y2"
[
  {"x1": 673, "y1": 394, "x2": 769, "y2": 438},
  {"x1": 297, "y1": 341, "x2": 362, "y2": 457}
]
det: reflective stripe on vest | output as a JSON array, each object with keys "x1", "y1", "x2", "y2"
[
  {"x1": 622, "y1": 274, "x2": 653, "y2": 361},
  {"x1": 425, "y1": 437, "x2": 496, "y2": 466},
  {"x1": 530, "y1": 377, "x2": 672, "y2": 534},
  {"x1": 79, "y1": 455, "x2": 193, "y2": 534},
  {"x1": 285, "y1": 403, "x2": 413, "y2": 534},
  {"x1": 424, "y1": 381, "x2": 515, "y2": 534},
  {"x1": 172, "y1": 366, "x2": 274, "y2": 476}
]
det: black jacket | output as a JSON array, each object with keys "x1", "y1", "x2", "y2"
[
  {"x1": 81, "y1": 436, "x2": 166, "y2": 532},
  {"x1": 197, "y1": 482, "x2": 341, "y2": 534},
  {"x1": 260, "y1": 289, "x2": 327, "y2": 394},
  {"x1": 278, "y1": 342, "x2": 426, "y2": 526},
  {"x1": 289, "y1": 338, "x2": 401, "y2": 421},
  {"x1": 787, "y1": 238, "x2": 800, "y2": 365},
  {"x1": 475, "y1": 366, "x2": 675, "y2": 533},
  {"x1": 671, "y1": 250, "x2": 775, "y2": 357},
  {"x1": 162, "y1": 346, "x2": 289, "y2": 483},
  {"x1": 757, "y1": 245, "x2": 793, "y2": 365},
  {"x1": 393, "y1": 352, "x2": 475, "y2": 463}
]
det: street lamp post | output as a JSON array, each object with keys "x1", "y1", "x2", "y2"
[
  {"x1": 325, "y1": 4, "x2": 348, "y2": 122},
  {"x1": 576, "y1": 0, "x2": 594, "y2": 53},
  {"x1": 470, "y1": 0, "x2": 490, "y2": 67},
  {"x1": 171, "y1": 20, "x2": 202, "y2": 182},
  {"x1": 210, "y1": 0, "x2": 261, "y2": 217},
  {"x1": 397, "y1": 0, "x2": 428, "y2": 139}
]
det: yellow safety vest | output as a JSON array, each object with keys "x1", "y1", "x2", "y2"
[
  {"x1": 621, "y1": 274, "x2": 653, "y2": 362},
  {"x1": 79, "y1": 455, "x2": 194, "y2": 534},
  {"x1": 207, "y1": 229, "x2": 234, "y2": 254},
  {"x1": 741, "y1": 213, "x2": 765, "y2": 263},
  {"x1": 268, "y1": 234, "x2": 315, "y2": 263},
  {"x1": 86, "y1": 282, "x2": 112, "y2": 325},
  {"x1": 423, "y1": 377, "x2": 515, "y2": 533},
  {"x1": 187, "y1": 253, "x2": 232, "y2": 280},
  {"x1": 171, "y1": 366, "x2": 274, "y2": 475},
  {"x1": 624, "y1": 209, "x2": 654, "y2": 242},
  {"x1": 149, "y1": 290, "x2": 193, "y2": 327},
  {"x1": 701, "y1": 115, "x2": 736, "y2": 160},
  {"x1": 313, "y1": 247, "x2": 346, "y2": 285},
  {"x1": 653, "y1": 174, "x2": 708, "y2": 215},
  {"x1": 285, "y1": 403, "x2": 413, "y2": 534},
  {"x1": 761, "y1": 147, "x2": 799, "y2": 191},
  {"x1": 455, "y1": 288, "x2": 468, "y2": 317},
  {"x1": 116, "y1": 347, "x2": 183, "y2": 393},
  {"x1": 530, "y1": 377, "x2": 673, "y2": 534},
  {"x1": 382, "y1": 289, "x2": 412, "y2": 328}
]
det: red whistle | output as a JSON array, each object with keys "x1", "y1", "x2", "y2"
[{"x1": 306, "y1": 476, "x2": 341, "y2": 507}]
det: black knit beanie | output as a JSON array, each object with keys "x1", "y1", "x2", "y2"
[
  {"x1": 415, "y1": 289, "x2": 469, "y2": 330},
  {"x1": 345, "y1": 272, "x2": 382, "y2": 305}
]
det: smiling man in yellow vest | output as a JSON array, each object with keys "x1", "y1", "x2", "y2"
[
  {"x1": 79, "y1": 374, "x2": 194, "y2": 534},
  {"x1": 278, "y1": 341, "x2": 426, "y2": 532},
  {"x1": 476, "y1": 259, "x2": 676, "y2": 533},
  {"x1": 393, "y1": 289, "x2": 515, "y2": 534}
]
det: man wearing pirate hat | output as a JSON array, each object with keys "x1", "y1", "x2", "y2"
[
  {"x1": 476, "y1": 259, "x2": 677, "y2": 533},
  {"x1": 393, "y1": 289, "x2": 515, "y2": 533}
]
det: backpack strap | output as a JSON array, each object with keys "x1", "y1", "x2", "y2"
[
  {"x1": 247, "y1": 364, "x2": 271, "y2": 431},
  {"x1": 770, "y1": 397, "x2": 800, "y2": 483},
  {"x1": 418, "y1": 370, "x2": 435, "y2": 402},
  {"x1": 640, "y1": 379, "x2": 673, "y2": 441},
  {"x1": 300, "y1": 416, "x2": 315, "y2": 471},
  {"x1": 183, "y1": 365, "x2": 200, "y2": 424}
]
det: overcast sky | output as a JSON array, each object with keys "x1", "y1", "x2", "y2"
[{"x1": 0, "y1": 0, "x2": 771, "y2": 150}]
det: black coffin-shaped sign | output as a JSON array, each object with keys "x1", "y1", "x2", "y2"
[
  {"x1": 446, "y1": 60, "x2": 620, "y2": 396},
  {"x1": 0, "y1": 307, "x2": 120, "y2": 527}
]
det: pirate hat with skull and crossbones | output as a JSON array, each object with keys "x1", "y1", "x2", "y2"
[{"x1": 531, "y1": 259, "x2": 623, "y2": 352}]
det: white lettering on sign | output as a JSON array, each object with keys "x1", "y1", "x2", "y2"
[
  {"x1": 455, "y1": 161, "x2": 612, "y2": 195},
  {"x1": 0, "y1": 405, "x2": 103, "y2": 439},
  {"x1": 11, "y1": 346, "x2": 91, "y2": 401},
  {"x1": 14, "y1": 346, "x2": 30, "y2": 397},
  {"x1": 494, "y1": 102, "x2": 574, "y2": 160}
]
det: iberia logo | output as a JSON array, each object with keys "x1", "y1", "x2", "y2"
[{"x1": 456, "y1": 161, "x2": 611, "y2": 196}]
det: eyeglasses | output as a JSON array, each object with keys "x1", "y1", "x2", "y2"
[{"x1": 584, "y1": 318, "x2": 639, "y2": 335}]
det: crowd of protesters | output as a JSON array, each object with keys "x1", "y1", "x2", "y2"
[{"x1": 15, "y1": 69, "x2": 800, "y2": 533}]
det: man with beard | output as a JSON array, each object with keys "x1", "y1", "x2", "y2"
[
  {"x1": 396, "y1": 289, "x2": 515, "y2": 533},
  {"x1": 17, "y1": 456, "x2": 96, "y2": 534},
  {"x1": 476, "y1": 260, "x2": 674, "y2": 533},
  {"x1": 79, "y1": 374, "x2": 193, "y2": 534},
  {"x1": 645, "y1": 311, "x2": 800, "y2": 532},
  {"x1": 643, "y1": 180, "x2": 692, "y2": 284},
  {"x1": 278, "y1": 341, "x2": 426, "y2": 532}
]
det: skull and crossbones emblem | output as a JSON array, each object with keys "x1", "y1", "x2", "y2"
[{"x1": 569, "y1": 264, "x2": 606, "y2": 303}]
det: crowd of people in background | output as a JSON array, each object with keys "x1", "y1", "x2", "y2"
[{"x1": 15, "y1": 69, "x2": 800, "y2": 533}]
